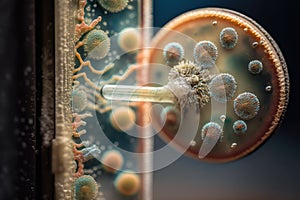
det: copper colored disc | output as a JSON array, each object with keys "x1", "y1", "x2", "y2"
[{"x1": 148, "y1": 8, "x2": 289, "y2": 162}]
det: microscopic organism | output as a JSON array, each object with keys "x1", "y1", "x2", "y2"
[
  {"x1": 234, "y1": 92, "x2": 260, "y2": 120},
  {"x1": 201, "y1": 122, "x2": 223, "y2": 141},
  {"x1": 114, "y1": 172, "x2": 141, "y2": 196},
  {"x1": 98, "y1": 0, "x2": 129, "y2": 13},
  {"x1": 248, "y1": 60, "x2": 263, "y2": 74},
  {"x1": 118, "y1": 27, "x2": 141, "y2": 52},
  {"x1": 168, "y1": 61, "x2": 211, "y2": 108},
  {"x1": 232, "y1": 120, "x2": 247, "y2": 134},
  {"x1": 193, "y1": 40, "x2": 218, "y2": 69},
  {"x1": 163, "y1": 42, "x2": 184, "y2": 65},
  {"x1": 109, "y1": 106, "x2": 136, "y2": 131},
  {"x1": 101, "y1": 149, "x2": 124, "y2": 173},
  {"x1": 219, "y1": 27, "x2": 238, "y2": 49},
  {"x1": 83, "y1": 29, "x2": 110, "y2": 60},
  {"x1": 72, "y1": 88, "x2": 88, "y2": 113},
  {"x1": 208, "y1": 73, "x2": 237, "y2": 103},
  {"x1": 75, "y1": 175, "x2": 98, "y2": 200}
]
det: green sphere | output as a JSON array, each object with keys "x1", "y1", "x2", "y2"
[
  {"x1": 98, "y1": 0, "x2": 129, "y2": 13},
  {"x1": 84, "y1": 29, "x2": 110, "y2": 60},
  {"x1": 75, "y1": 175, "x2": 98, "y2": 200}
]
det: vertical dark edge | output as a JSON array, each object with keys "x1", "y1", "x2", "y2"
[
  {"x1": 13, "y1": 0, "x2": 37, "y2": 199},
  {"x1": 35, "y1": 0, "x2": 55, "y2": 199}
]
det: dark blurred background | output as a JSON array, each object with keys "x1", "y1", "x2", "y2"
[{"x1": 0, "y1": 0, "x2": 299, "y2": 199}]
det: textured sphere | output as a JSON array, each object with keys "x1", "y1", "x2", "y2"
[
  {"x1": 163, "y1": 42, "x2": 184, "y2": 65},
  {"x1": 193, "y1": 41, "x2": 218, "y2": 69},
  {"x1": 219, "y1": 27, "x2": 238, "y2": 49},
  {"x1": 208, "y1": 73, "x2": 237, "y2": 103},
  {"x1": 75, "y1": 175, "x2": 98, "y2": 200},
  {"x1": 110, "y1": 107, "x2": 136, "y2": 131},
  {"x1": 248, "y1": 60, "x2": 263, "y2": 74},
  {"x1": 101, "y1": 150, "x2": 124, "y2": 173},
  {"x1": 84, "y1": 29, "x2": 110, "y2": 60},
  {"x1": 114, "y1": 172, "x2": 141, "y2": 196},
  {"x1": 234, "y1": 92, "x2": 260, "y2": 120},
  {"x1": 118, "y1": 28, "x2": 141, "y2": 52},
  {"x1": 201, "y1": 122, "x2": 223, "y2": 141},
  {"x1": 168, "y1": 61, "x2": 211, "y2": 108},
  {"x1": 233, "y1": 120, "x2": 247, "y2": 134},
  {"x1": 98, "y1": 0, "x2": 128, "y2": 13},
  {"x1": 72, "y1": 89, "x2": 87, "y2": 113}
]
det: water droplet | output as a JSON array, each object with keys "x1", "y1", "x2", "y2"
[
  {"x1": 212, "y1": 21, "x2": 218, "y2": 25},
  {"x1": 231, "y1": 143, "x2": 237, "y2": 149},
  {"x1": 220, "y1": 115, "x2": 226, "y2": 122},
  {"x1": 190, "y1": 140, "x2": 197, "y2": 146},
  {"x1": 127, "y1": 5, "x2": 134, "y2": 10},
  {"x1": 265, "y1": 86, "x2": 272, "y2": 92},
  {"x1": 252, "y1": 42, "x2": 258, "y2": 48}
]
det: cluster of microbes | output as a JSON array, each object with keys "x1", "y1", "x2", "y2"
[
  {"x1": 148, "y1": 7, "x2": 288, "y2": 162},
  {"x1": 68, "y1": 3, "x2": 288, "y2": 198},
  {"x1": 161, "y1": 25, "x2": 262, "y2": 145},
  {"x1": 71, "y1": 0, "x2": 142, "y2": 199}
]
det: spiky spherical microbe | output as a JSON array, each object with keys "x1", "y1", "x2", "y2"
[
  {"x1": 84, "y1": 29, "x2": 110, "y2": 60},
  {"x1": 219, "y1": 27, "x2": 238, "y2": 49},
  {"x1": 248, "y1": 60, "x2": 263, "y2": 74},
  {"x1": 193, "y1": 41, "x2": 218, "y2": 69},
  {"x1": 233, "y1": 120, "x2": 247, "y2": 134},
  {"x1": 98, "y1": 0, "x2": 128, "y2": 13},
  {"x1": 234, "y1": 92, "x2": 260, "y2": 120},
  {"x1": 201, "y1": 122, "x2": 223, "y2": 141},
  {"x1": 163, "y1": 42, "x2": 184, "y2": 65},
  {"x1": 168, "y1": 61, "x2": 211, "y2": 108},
  {"x1": 75, "y1": 175, "x2": 98, "y2": 200},
  {"x1": 72, "y1": 89, "x2": 88, "y2": 113},
  {"x1": 208, "y1": 73, "x2": 237, "y2": 103}
]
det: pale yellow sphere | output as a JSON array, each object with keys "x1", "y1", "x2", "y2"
[
  {"x1": 114, "y1": 172, "x2": 141, "y2": 196},
  {"x1": 110, "y1": 106, "x2": 136, "y2": 131},
  {"x1": 118, "y1": 28, "x2": 141, "y2": 52},
  {"x1": 101, "y1": 150, "x2": 124, "y2": 173}
]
